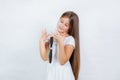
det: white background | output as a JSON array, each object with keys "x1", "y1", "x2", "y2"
[{"x1": 0, "y1": 0, "x2": 120, "y2": 80}]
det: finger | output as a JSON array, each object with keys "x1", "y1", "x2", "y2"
[
  {"x1": 49, "y1": 32, "x2": 53, "y2": 36},
  {"x1": 52, "y1": 33, "x2": 57, "y2": 39},
  {"x1": 50, "y1": 32, "x2": 56, "y2": 37},
  {"x1": 42, "y1": 27, "x2": 47, "y2": 34},
  {"x1": 41, "y1": 27, "x2": 45, "y2": 33}
]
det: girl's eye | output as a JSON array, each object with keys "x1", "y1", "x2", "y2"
[
  {"x1": 65, "y1": 25, "x2": 67, "y2": 27},
  {"x1": 65, "y1": 24, "x2": 69, "y2": 27}
]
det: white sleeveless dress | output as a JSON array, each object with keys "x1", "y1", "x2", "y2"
[{"x1": 46, "y1": 36, "x2": 75, "y2": 80}]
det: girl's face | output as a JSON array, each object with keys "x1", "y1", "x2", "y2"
[{"x1": 57, "y1": 17, "x2": 70, "y2": 34}]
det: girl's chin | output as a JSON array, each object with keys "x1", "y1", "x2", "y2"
[
  {"x1": 57, "y1": 29, "x2": 62, "y2": 33},
  {"x1": 58, "y1": 30, "x2": 64, "y2": 33}
]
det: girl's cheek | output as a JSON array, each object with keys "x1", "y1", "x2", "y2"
[
  {"x1": 58, "y1": 22, "x2": 61, "y2": 27},
  {"x1": 57, "y1": 22, "x2": 61, "y2": 27},
  {"x1": 64, "y1": 27, "x2": 69, "y2": 31}
]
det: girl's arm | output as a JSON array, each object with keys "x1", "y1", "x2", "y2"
[
  {"x1": 39, "y1": 39, "x2": 49, "y2": 61},
  {"x1": 58, "y1": 41, "x2": 74, "y2": 65},
  {"x1": 52, "y1": 33, "x2": 74, "y2": 65},
  {"x1": 39, "y1": 28, "x2": 50, "y2": 61}
]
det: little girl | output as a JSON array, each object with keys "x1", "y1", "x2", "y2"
[{"x1": 39, "y1": 11, "x2": 80, "y2": 80}]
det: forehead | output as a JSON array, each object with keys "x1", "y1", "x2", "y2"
[{"x1": 60, "y1": 17, "x2": 70, "y2": 23}]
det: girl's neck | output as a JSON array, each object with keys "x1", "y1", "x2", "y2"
[{"x1": 59, "y1": 32, "x2": 69, "y2": 37}]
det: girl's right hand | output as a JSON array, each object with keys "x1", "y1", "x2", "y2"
[{"x1": 40, "y1": 28, "x2": 48, "y2": 41}]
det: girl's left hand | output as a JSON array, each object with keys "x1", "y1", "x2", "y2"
[{"x1": 52, "y1": 32, "x2": 65, "y2": 44}]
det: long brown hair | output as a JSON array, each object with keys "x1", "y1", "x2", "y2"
[{"x1": 61, "y1": 11, "x2": 80, "y2": 80}]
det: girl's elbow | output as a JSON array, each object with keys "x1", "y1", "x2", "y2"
[
  {"x1": 40, "y1": 55, "x2": 48, "y2": 61},
  {"x1": 59, "y1": 60, "x2": 66, "y2": 65},
  {"x1": 42, "y1": 57, "x2": 48, "y2": 61}
]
